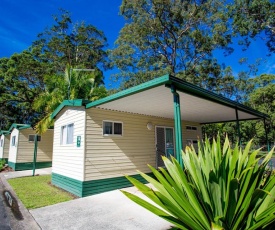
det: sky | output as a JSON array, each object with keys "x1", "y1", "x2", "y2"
[{"x1": 0, "y1": 0, "x2": 274, "y2": 89}]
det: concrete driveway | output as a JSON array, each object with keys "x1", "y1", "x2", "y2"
[{"x1": 30, "y1": 186, "x2": 173, "y2": 230}]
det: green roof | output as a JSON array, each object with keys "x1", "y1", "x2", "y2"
[
  {"x1": 0, "y1": 130, "x2": 10, "y2": 135},
  {"x1": 86, "y1": 74, "x2": 170, "y2": 108},
  {"x1": 8, "y1": 123, "x2": 31, "y2": 132},
  {"x1": 51, "y1": 74, "x2": 268, "y2": 123},
  {"x1": 86, "y1": 74, "x2": 268, "y2": 120},
  {"x1": 51, "y1": 99, "x2": 90, "y2": 119}
]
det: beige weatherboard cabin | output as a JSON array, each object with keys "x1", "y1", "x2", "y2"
[
  {"x1": 50, "y1": 75, "x2": 268, "y2": 197},
  {"x1": 8, "y1": 124, "x2": 54, "y2": 171},
  {"x1": 0, "y1": 131, "x2": 10, "y2": 163}
]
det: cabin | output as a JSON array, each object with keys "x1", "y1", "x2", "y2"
[
  {"x1": 0, "y1": 131, "x2": 10, "y2": 163},
  {"x1": 8, "y1": 124, "x2": 54, "y2": 171},
  {"x1": 50, "y1": 75, "x2": 268, "y2": 197}
]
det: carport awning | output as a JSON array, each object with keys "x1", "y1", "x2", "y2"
[{"x1": 86, "y1": 75, "x2": 267, "y2": 123}]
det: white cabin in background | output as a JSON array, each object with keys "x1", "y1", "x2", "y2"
[
  {"x1": 0, "y1": 131, "x2": 10, "y2": 163},
  {"x1": 8, "y1": 124, "x2": 54, "y2": 171}
]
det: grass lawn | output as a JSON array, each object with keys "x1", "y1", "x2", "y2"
[{"x1": 8, "y1": 175, "x2": 75, "y2": 209}]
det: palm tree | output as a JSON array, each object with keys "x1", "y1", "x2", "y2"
[{"x1": 33, "y1": 65, "x2": 107, "y2": 134}]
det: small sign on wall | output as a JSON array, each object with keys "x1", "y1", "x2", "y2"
[{"x1": 77, "y1": 136, "x2": 81, "y2": 147}]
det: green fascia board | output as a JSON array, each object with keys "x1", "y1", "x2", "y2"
[
  {"x1": 86, "y1": 74, "x2": 171, "y2": 108},
  {"x1": 167, "y1": 75, "x2": 268, "y2": 119},
  {"x1": 50, "y1": 99, "x2": 90, "y2": 119},
  {"x1": 8, "y1": 123, "x2": 31, "y2": 132},
  {"x1": 86, "y1": 74, "x2": 267, "y2": 119},
  {"x1": 0, "y1": 130, "x2": 10, "y2": 135}
]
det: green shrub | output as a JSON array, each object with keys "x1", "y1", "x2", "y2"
[
  {"x1": 122, "y1": 136, "x2": 275, "y2": 230},
  {"x1": 0, "y1": 159, "x2": 5, "y2": 171}
]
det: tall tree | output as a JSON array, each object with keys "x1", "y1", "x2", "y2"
[
  {"x1": 248, "y1": 74, "x2": 275, "y2": 146},
  {"x1": 203, "y1": 74, "x2": 275, "y2": 147},
  {"x1": 231, "y1": 0, "x2": 275, "y2": 53},
  {"x1": 33, "y1": 66, "x2": 108, "y2": 134},
  {"x1": 0, "y1": 51, "x2": 49, "y2": 128},
  {"x1": 110, "y1": 0, "x2": 232, "y2": 88},
  {"x1": 0, "y1": 10, "x2": 109, "y2": 130},
  {"x1": 32, "y1": 9, "x2": 108, "y2": 72},
  {"x1": 30, "y1": 10, "x2": 109, "y2": 133}
]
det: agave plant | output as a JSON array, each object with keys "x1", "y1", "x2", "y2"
[{"x1": 122, "y1": 136, "x2": 275, "y2": 230}]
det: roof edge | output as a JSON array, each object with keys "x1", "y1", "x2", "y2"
[
  {"x1": 167, "y1": 76, "x2": 268, "y2": 119},
  {"x1": 8, "y1": 123, "x2": 31, "y2": 132},
  {"x1": 0, "y1": 130, "x2": 10, "y2": 135},
  {"x1": 50, "y1": 99, "x2": 89, "y2": 119},
  {"x1": 86, "y1": 74, "x2": 170, "y2": 109}
]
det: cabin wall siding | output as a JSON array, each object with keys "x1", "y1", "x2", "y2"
[
  {"x1": 52, "y1": 106, "x2": 86, "y2": 181},
  {"x1": 3, "y1": 135, "x2": 10, "y2": 160},
  {"x1": 84, "y1": 108, "x2": 202, "y2": 181},
  {"x1": 8, "y1": 128, "x2": 19, "y2": 163},
  {"x1": 15, "y1": 129, "x2": 53, "y2": 163},
  {"x1": 0, "y1": 135, "x2": 5, "y2": 159},
  {"x1": 0, "y1": 135, "x2": 10, "y2": 160}
]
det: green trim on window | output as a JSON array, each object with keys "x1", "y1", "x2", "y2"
[
  {"x1": 8, "y1": 161, "x2": 52, "y2": 171},
  {"x1": 52, "y1": 172, "x2": 155, "y2": 197}
]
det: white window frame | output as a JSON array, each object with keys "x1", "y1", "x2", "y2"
[
  {"x1": 11, "y1": 136, "x2": 16, "y2": 146},
  {"x1": 60, "y1": 123, "x2": 74, "y2": 145},
  {"x1": 102, "y1": 120, "x2": 123, "y2": 136},
  {"x1": 186, "y1": 125, "x2": 197, "y2": 131}
]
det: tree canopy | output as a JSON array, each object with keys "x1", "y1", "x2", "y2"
[
  {"x1": 0, "y1": 10, "x2": 109, "y2": 131},
  {"x1": 110, "y1": 0, "x2": 233, "y2": 88},
  {"x1": 231, "y1": 0, "x2": 275, "y2": 53}
]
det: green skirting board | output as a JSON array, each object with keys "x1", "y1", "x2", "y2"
[
  {"x1": 8, "y1": 161, "x2": 52, "y2": 171},
  {"x1": 52, "y1": 172, "x2": 154, "y2": 197}
]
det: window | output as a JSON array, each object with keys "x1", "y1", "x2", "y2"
[
  {"x1": 0, "y1": 139, "x2": 3, "y2": 147},
  {"x1": 186, "y1": 125, "x2": 197, "y2": 131},
  {"x1": 61, "y1": 123, "x2": 74, "y2": 145},
  {"x1": 103, "y1": 121, "x2": 123, "y2": 136},
  {"x1": 11, "y1": 136, "x2": 16, "y2": 146},
  {"x1": 28, "y1": 135, "x2": 41, "y2": 142}
]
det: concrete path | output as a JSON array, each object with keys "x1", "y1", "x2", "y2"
[
  {"x1": 2, "y1": 168, "x2": 173, "y2": 230},
  {"x1": 30, "y1": 186, "x2": 173, "y2": 230},
  {"x1": 2, "y1": 167, "x2": 52, "y2": 179}
]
